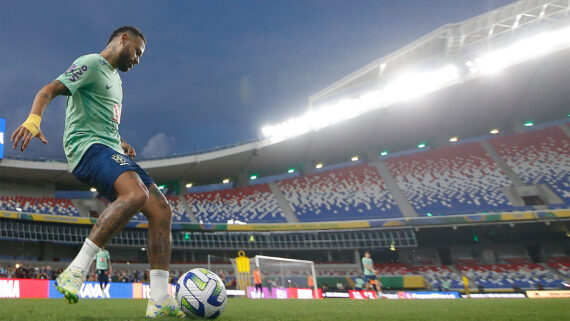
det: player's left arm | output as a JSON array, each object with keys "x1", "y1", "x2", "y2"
[{"x1": 120, "y1": 137, "x2": 136, "y2": 159}]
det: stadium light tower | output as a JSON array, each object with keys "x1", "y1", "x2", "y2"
[{"x1": 261, "y1": 1, "x2": 570, "y2": 144}]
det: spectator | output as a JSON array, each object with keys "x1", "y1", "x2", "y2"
[
  {"x1": 142, "y1": 270, "x2": 150, "y2": 283},
  {"x1": 170, "y1": 272, "x2": 179, "y2": 285},
  {"x1": 6, "y1": 266, "x2": 14, "y2": 278},
  {"x1": 120, "y1": 271, "x2": 129, "y2": 283}
]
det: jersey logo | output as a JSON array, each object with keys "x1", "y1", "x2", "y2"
[
  {"x1": 111, "y1": 154, "x2": 129, "y2": 166},
  {"x1": 68, "y1": 65, "x2": 88, "y2": 82},
  {"x1": 112, "y1": 104, "x2": 122, "y2": 124}
]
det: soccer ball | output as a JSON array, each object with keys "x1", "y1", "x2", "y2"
[{"x1": 176, "y1": 268, "x2": 227, "y2": 319}]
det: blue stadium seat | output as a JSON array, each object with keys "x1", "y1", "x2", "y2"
[{"x1": 278, "y1": 164, "x2": 402, "y2": 222}]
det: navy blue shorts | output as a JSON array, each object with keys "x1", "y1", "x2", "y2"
[
  {"x1": 97, "y1": 269, "x2": 109, "y2": 283},
  {"x1": 364, "y1": 275, "x2": 377, "y2": 282},
  {"x1": 72, "y1": 144, "x2": 155, "y2": 201}
]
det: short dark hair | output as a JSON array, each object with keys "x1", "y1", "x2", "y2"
[{"x1": 108, "y1": 26, "x2": 146, "y2": 44}]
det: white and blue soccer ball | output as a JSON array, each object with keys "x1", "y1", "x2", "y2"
[{"x1": 176, "y1": 268, "x2": 227, "y2": 319}]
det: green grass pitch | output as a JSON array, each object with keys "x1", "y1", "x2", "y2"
[{"x1": 0, "y1": 298, "x2": 568, "y2": 321}]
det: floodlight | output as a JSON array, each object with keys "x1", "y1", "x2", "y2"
[
  {"x1": 417, "y1": 143, "x2": 427, "y2": 149},
  {"x1": 185, "y1": 183, "x2": 193, "y2": 188},
  {"x1": 90, "y1": 187, "x2": 97, "y2": 192},
  {"x1": 380, "y1": 150, "x2": 389, "y2": 156},
  {"x1": 523, "y1": 121, "x2": 534, "y2": 127},
  {"x1": 383, "y1": 65, "x2": 459, "y2": 103},
  {"x1": 261, "y1": 65, "x2": 459, "y2": 141},
  {"x1": 222, "y1": 179, "x2": 230, "y2": 184},
  {"x1": 250, "y1": 175, "x2": 258, "y2": 180},
  {"x1": 474, "y1": 26, "x2": 570, "y2": 74},
  {"x1": 489, "y1": 129, "x2": 500, "y2": 135},
  {"x1": 158, "y1": 185, "x2": 165, "y2": 190},
  {"x1": 287, "y1": 168, "x2": 295, "y2": 174},
  {"x1": 449, "y1": 136, "x2": 459, "y2": 142},
  {"x1": 315, "y1": 163, "x2": 323, "y2": 169},
  {"x1": 351, "y1": 156, "x2": 359, "y2": 162}
]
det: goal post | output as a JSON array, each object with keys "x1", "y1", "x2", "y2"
[{"x1": 254, "y1": 255, "x2": 318, "y2": 296}]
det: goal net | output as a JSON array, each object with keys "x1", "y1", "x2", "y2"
[{"x1": 254, "y1": 255, "x2": 318, "y2": 296}]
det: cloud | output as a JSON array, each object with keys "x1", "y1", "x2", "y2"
[{"x1": 140, "y1": 133, "x2": 176, "y2": 159}]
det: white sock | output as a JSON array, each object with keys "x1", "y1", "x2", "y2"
[
  {"x1": 150, "y1": 269, "x2": 169, "y2": 302},
  {"x1": 70, "y1": 238, "x2": 101, "y2": 272}
]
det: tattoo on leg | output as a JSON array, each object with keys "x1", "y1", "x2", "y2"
[
  {"x1": 89, "y1": 198, "x2": 141, "y2": 247},
  {"x1": 144, "y1": 185, "x2": 173, "y2": 269}
]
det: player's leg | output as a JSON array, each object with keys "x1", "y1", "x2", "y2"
[
  {"x1": 88, "y1": 171, "x2": 149, "y2": 246},
  {"x1": 375, "y1": 276, "x2": 382, "y2": 298},
  {"x1": 141, "y1": 184, "x2": 183, "y2": 318},
  {"x1": 57, "y1": 170, "x2": 149, "y2": 304},
  {"x1": 142, "y1": 184, "x2": 172, "y2": 271},
  {"x1": 98, "y1": 270, "x2": 105, "y2": 298},
  {"x1": 102, "y1": 271, "x2": 109, "y2": 298}
]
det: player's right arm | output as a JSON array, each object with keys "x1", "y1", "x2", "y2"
[{"x1": 11, "y1": 80, "x2": 70, "y2": 152}]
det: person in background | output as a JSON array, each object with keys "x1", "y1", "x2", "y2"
[
  {"x1": 170, "y1": 271, "x2": 179, "y2": 285},
  {"x1": 441, "y1": 279, "x2": 451, "y2": 292},
  {"x1": 253, "y1": 267, "x2": 263, "y2": 297},
  {"x1": 6, "y1": 265, "x2": 14, "y2": 278},
  {"x1": 93, "y1": 247, "x2": 112, "y2": 298},
  {"x1": 46, "y1": 265, "x2": 53, "y2": 280},
  {"x1": 354, "y1": 276, "x2": 365, "y2": 291},
  {"x1": 361, "y1": 251, "x2": 382, "y2": 295}
]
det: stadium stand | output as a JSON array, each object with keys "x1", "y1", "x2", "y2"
[
  {"x1": 166, "y1": 195, "x2": 191, "y2": 222},
  {"x1": 0, "y1": 196, "x2": 80, "y2": 217},
  {"x1": 418, "y1": 265, "x2": 463, "y2": 289},
  {"x1": 490, "y1": 126, "x2": 570, "y2": 203},
  {"x1": 277, "y1": 164, "x2": 401, "y2": 222},
  {"x1": 184, "y1": 184, "x2": 286, "y2": 223},
  {"x1": 456, "y1": 263, "x2": 563, "y2": 289},
  {"x1": 385, "y1": 142, "x2": 516, "y2": 215},
  {"x1": 547, "y1": 256, "x2": 570, "y2": 278}
]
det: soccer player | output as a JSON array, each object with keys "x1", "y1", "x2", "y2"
[
  {"x1": 10, "y1": 26, "x2": 182, "y2": 318},
  {"x1": 361, "y1": 251, "x2": 382, "y2": 296},
  {"x1": 253, "y1": 267, "x2": 263, "y2": 298},
  {"x1": 93, "y1": 248, "x2": 112, "y2": 298}
]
